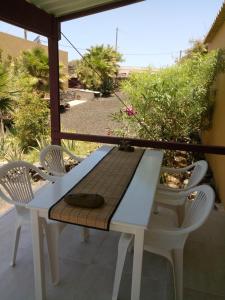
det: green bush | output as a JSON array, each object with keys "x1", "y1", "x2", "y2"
[
  {"x1": 113, "y1": 49, "x2": 225, "y2": 143},
  {"x1": 13, "y1": 92, "x2": 49, "y2": 150},
  {"x1": 0, "y1": 133, "x2": 24, "y2": 161}
]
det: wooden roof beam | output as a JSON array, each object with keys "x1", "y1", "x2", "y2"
[{"x1": 0, "y1": 0, "x2": 59, "y2": 38}]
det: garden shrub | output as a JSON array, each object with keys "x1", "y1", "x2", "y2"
[
  {"x1": 113, "y1": 49, "x2": 225, "y2": 143},
  {"x1": 112, "y1": 49, "x2": 225, "y2": 167},
  {"x1": 13, "y1": 92, "x2": 49, "y2": 150}
]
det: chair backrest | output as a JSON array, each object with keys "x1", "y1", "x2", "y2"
[
  {"x1": 186, "y1": 160, "x2": 208, "y2": 189},
  {"x1": 0, "y1": 161, "x2": 35, "y2": 205},
  {"x1": 40, "y1": 145, "x2": 66, "y2": 176},
  {"x1": 181, "y1": 184, "x2": 215, "y2": 233},
  {"x1": 0, "y1": 161, "x2": 56, "y2": 206}
]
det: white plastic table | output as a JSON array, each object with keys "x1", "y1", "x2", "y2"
[{"x1": 28, "y1": 145, "x2": 163, "y2": 300}]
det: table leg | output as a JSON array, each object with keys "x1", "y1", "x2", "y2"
[
  {"x1": 31, "y1": 210, "x2": 46, "y2": 300},
  {"x1": 131, "y1": 229, "x2": 145, "y2": 300}
]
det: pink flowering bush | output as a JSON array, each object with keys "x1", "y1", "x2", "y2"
[{"x1": 123, "y1": 106, "x2": 137, "y2": 116}]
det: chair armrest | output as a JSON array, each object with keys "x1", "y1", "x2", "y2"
[
  {"x1": 161, "y1": 163, "x2": 195, "y2": 175},
  {"x1": 145, "y1": 227, "x2": 189, "y2": 250},
  {"x1": 70, "y1": 154, "x2": 84, "y2": 163},
  {"x1": 63, "y1": 147, "x2": 84, "y2": 163},
  {"x1": 30, "y1": 164, "x2": 59, "y2": 183}
]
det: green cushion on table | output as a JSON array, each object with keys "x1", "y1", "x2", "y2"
[{"x1": 64, "y1": 193, "x2": 105, "y2": 208}]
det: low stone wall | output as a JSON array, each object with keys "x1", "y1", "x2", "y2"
[
  {"x1": 60, "y1": 88, "x2": 101, "y2": 102},
  {"x1": 60, "y1": 89, "x2": 76, "y2": 101}
]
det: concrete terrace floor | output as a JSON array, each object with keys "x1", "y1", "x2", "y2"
[{"x1": 0, "y1": 207, "x2": 225, "y2": 300}]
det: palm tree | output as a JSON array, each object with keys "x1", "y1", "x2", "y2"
[
  {"x1": 20, "y1": 47, "x2": 65, "y2": 95},
  {"x1": 76, "y1": 45, "x2": 123, "y2": 96},
  {"x1": 0, "y1": 97, "x2": 13, "y2": 135}
]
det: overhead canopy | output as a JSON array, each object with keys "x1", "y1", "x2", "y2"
[
  {"x1": 27, "y1": 0, "x2": 143, "y2": 22},
  {"x1": 205, "y1": 1, "x2": 225, "y2": 43},
  {"x1": 1, "y1": 0, "x2": 142, "y2": 38}
]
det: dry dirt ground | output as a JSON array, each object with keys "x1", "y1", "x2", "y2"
[{"x1": 60, "y1": 95, "x2": 123, "y2": 135}]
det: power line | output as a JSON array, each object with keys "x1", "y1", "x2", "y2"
[
  {"x1": 40, "y1": 39, "x2": 86, "y2": 51},
  {"x1": 40, "y1": 38, "x2": 183, "y2": 57},
  {"x1": 121, "y1": 51, "x2": 180, "y2": 56},
  {"x1": 60, "y1": 31, "x2": 152, "y2": 136}
]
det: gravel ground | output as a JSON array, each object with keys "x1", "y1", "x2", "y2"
[
  {"x1": 0, "y1": 96, "x2": 123, "y2": 215},
  {"x1": 61, "y1": 95, "x2": 123, "y2": 135}
]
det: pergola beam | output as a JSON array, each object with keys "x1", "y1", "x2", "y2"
[
  {"x1": 0, "y1": 0, "x2": 57, "y2": 38},
  {"x1": 48, "y1": 20, "x2": 61, "y2": 145}
]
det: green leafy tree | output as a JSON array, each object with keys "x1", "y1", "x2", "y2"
[{"x1": 76, "y1": 45, "x2": 123, "y2": 96}]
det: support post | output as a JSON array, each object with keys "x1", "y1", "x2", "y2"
[{"x1": 48, "y1": 20, "x2": 61, "y2": 145}]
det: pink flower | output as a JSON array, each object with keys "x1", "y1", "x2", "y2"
[{"x1": 123, "y1": 106, "x2": 137, "y2": 116}]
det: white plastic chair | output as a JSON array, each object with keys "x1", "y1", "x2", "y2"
[
  {"x1": 159, "y1": 160, "x2": 208, "y2": 192},
  {"x1": 0, "y1": 160, "x2": 64, "y2": 285},
  {"x1": 155, "y1": 160, "x2": 208, "y2": 210},
  {"x1": 40, "y1": 144, "x2": 83, "y2": 177},
  {"x1": 112, "y1": 185, "x2": 215, "y2": 300},
  {"x1": 40, "y1": 144, "x2": 89, "y2": 242}
]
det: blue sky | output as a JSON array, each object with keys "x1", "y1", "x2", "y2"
[{"x1": 0, "y1": 0, "x2": 224, "y2": 67}]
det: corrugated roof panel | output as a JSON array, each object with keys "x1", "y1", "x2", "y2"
[
  {"x1": 27, "y1": 0, "x2": 141, "y2": 18},
  {"x1": 47, "y1": 0, "x2": 115, "y2": 15}
]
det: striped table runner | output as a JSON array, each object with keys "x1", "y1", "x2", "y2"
[{"x1": 49, "y1": 147, "x2": 144, "y2": 230}]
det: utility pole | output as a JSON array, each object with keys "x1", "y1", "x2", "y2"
[
  {"x1": 24, "y1": 30, "x2": 27, "y2": 40},
  {"x1": 115, "y1": 27, "x2": 118, "y2": 51},
  {"x1": 179, "y1": 50, "x2": 182, "y2": 61}
]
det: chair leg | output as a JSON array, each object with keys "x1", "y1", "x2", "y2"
[
  {"x1": 82, "y1": 227, "x2": 90, "y2": 242},
  {"x1": 10, "y1": 223, "x2": 21, "y2": 267},
  {"x1": 112, "y1": 233, "x2": 133, "y2": 300},
  {"x1": 173, "y1": 248, "x2": 183, "y2": 300},
  {"x1": 43, "y1": 221, "x2": 60, "y2": 286},
  {"x1": 153, "y1": 202, "x2": 159, "y2": 214}
]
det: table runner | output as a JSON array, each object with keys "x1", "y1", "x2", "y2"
[{"x1": 49, "y1": 147, "x2": 144, "y2": 230}]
